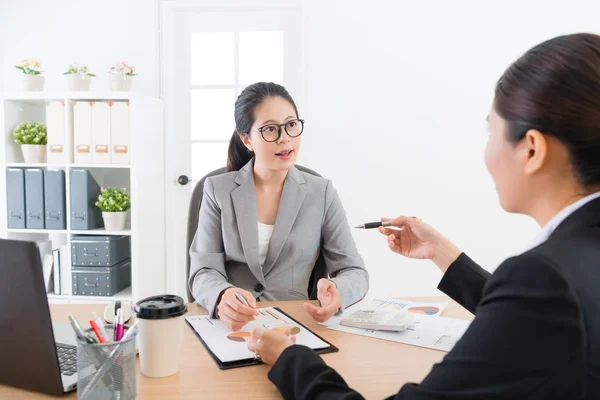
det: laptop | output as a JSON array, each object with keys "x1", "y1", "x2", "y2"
[{"x1": 0, "y1": 239, "x2": 78, "y2": 395}]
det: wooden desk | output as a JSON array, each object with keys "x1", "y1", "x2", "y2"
[{"x1": 0, "y1": 297, "x2": 472, "y2": 399}]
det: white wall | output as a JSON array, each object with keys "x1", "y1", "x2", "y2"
[
  {"x1": 3, "y1": 0, "x2": 600, "y2": 299},
  {"x1": 298, "y1": 0, "x2": 600, "y2": 297},
  {"x1": 0, "y1": 0, "x2": 157, "y2": 95}
]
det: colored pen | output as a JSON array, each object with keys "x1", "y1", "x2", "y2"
[
  {"x1": 92, "y1": 312, "x2": 110, "y2": 342},
  {"x1": 115, "y1": 309, "x2": 125, "y2": 341},
  {"x1": 84, "y1": 332, "x2": 99, "y2": 344},
  {"x1": 67, "y1": 313, "x2": 87, "y2": 340},
  {"x1": 234, "y1": 292, "x2": 268, "y2": 328},
  {"x1": 113, "y1": 309, "x2": 119, "y2": 341},
  {"x1": 89, "y1": 320, "x2": 105, "y2": 343},
  {"x1": 354, "y1": 221, "x2": 393, "y2": 229}
]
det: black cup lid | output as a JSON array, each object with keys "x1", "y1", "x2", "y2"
[{"x1": 134, "y1": 295, "x2": 187, "y2": 320}]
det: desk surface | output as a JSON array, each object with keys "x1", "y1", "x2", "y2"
[{"x1": 0, "y1": 297, "x2": 472, "y2": 399}]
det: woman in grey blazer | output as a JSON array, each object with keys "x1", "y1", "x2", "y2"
[{"x1": 189, "y1": 82, "x2": 369, "y2": 330}]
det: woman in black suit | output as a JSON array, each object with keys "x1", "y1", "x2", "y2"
[{"x1": 247, "y1": 33, "x2": 600, "y2": 400}]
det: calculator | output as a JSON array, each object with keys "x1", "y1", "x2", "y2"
[{"x1": 340, "y1": 309, "x2": 415, "y2": 331}]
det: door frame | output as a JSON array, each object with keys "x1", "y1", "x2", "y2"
[{"x1": 160, "y1": 0, "x2": 305, "y2": 298}]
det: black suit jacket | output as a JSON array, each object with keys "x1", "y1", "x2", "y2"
[{"x1": 268, "y1": 197, "x2": 600, "y2": 399}]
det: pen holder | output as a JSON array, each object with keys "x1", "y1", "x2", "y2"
[{"x1": 76, "y1": 325, "x2": 137, "y2": 400}]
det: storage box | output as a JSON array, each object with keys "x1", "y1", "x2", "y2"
[
  {"x1": 71, "y1": 235, "x2": 131, "y2": 267},
  {"x1": 72, "y1": 259, "x2": 131, "y2": 296}
]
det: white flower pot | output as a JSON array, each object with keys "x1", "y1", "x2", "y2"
[
  {"x1": 22, "y1": 75, "x2": 45, "y2": 91},
  {"x1": 67, "y1": 74, "x2": 92, "y2": 91},
  {"x1": 21, "y1": 145, "x2": 47, "y2": 163},
  {"x1": 110, "y1": 75, "x2": 133, "y2": 91},
  {"x1": 102, "y1": 211, "x2": 128, "y2": 231}
]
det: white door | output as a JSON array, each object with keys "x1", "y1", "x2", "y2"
[{"x1": 162, "y1": 3, "x2": 303, "y2": 298}]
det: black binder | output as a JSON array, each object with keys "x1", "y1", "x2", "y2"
[{"x1": 70, "y1": 169, "x2": 103, "y2": 230}]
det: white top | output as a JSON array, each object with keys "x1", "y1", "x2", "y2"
[
  {"x1": 528, "y1": 191, "x2": 600, "y2": 250},
  {"x1": 258, "y1": 222, "x2": 275, "y2": 266}
]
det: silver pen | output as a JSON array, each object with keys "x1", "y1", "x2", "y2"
[
  {"x1": 354, "y1": 220, "x2": 393, "y2": 229},
  {"x1": 234, "y1": 292, "x2": 268, "y2": 328},
  {"x1": 67, "y1": 313, "x2": 87, "y2": 340}
]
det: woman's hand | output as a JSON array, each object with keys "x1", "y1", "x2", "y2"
[
  {"x1": 304, "y1": 278, "x2": 342, "y2": 322},
  {"x1": 248, "y1": 327, "x2": 296, "y2": 366},
  {"x1": 217, "y1": 288, "x2": 258, "y2": 331},
  {"x1": 378, "y1": 216, "x2": 462, "y2": 272}
]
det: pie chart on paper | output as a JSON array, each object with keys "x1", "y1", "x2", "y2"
[{"x1": 408, "y1": 306, "x2": 440, "y2": 316}]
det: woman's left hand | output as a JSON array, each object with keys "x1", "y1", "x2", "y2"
[
  {"x1": 248, "y1": 327, "x2": 296, "y2": 366},
  {"x1": 304, "y1": 278, "x2": 342, "y2": 322}
]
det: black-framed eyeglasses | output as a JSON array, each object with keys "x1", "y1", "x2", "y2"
[{"x1": 255, "y1": 119, "x2": 305, "y2": 142}]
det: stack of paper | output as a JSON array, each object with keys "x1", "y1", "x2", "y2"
[{"x1": 322, "y1": 297, "x2": 471, "y2": 352}]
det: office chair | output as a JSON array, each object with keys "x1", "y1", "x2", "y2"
[{"x1": 186, "y1": 165, "x2": 328, "y2": 303}]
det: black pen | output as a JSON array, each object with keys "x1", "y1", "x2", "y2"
[{"x1": 354, "y1": 221, "x2": 393, "y2": 229}]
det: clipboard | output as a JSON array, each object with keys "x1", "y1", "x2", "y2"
[{"x1": 186, "y1": 307, "x2": 339, "y2": 370}]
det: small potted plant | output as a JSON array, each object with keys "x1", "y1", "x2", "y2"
[
  {"x1": 15, "y1": 58, "x2": 44, "y2": 91},
  {"x1": 108, "y1": 61, "x2": 136, "y2": 91},
  {"x1": 95, "y1": 187, "x2": 131, "y2": 231},
  {"x1": 64, "y1": 63, "x2": 96, "y2": 91},
  {"x1": 13, "y1": 122, "x2": 47, "y2": 163}
]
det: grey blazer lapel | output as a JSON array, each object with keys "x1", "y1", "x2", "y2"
[
  {"x1": 263, "y1": 167, "x2": 306, "y2": 276},
  {"x1": 231, "y1": 161, "x2": 265, "y2": 284}
]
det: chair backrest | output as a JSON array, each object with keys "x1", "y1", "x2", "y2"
[{"x1": 186, "y1": 165, "x2": 327, "y2": 303}]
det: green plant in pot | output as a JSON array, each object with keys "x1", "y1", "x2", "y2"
[
  {"x1": 13, "y1": 121, "x2": 47, "y2": 163},
  {"x1": 15, "y1": 58, "x2": 45, "y2": 91},
  {"x1": 64, "y1": 63, "x2": 96, "y2": 91},
  {"x1": 95, "y1": 187, "x2": 131, "y2": 231}
]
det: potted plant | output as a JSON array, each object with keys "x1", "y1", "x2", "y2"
[
  {"x1": 95, "y1": 187, "x2": 131, "y2": 231},
  {"x1": 13, "y1": 122, "x2": 47, "y2": 163},
  {"x1": 64, "y1": 63, "x2": 96, "y2": 91},
  {"x1": 15, "y1": 58, "x2": 44, "y2": 91},
  {"x1": 108, "y1": 61, "x2": 136, "y2": 91}
]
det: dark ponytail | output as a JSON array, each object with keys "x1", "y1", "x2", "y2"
[
  {"x1": 226, "y1": 131, "x2": 254, "y2": 172},
  {"x1": 494, "y1": 33, "x2": 600, "y2": 187},
  {"x1": 226, "y1": 82, "x2": 299, "y2": 172}
]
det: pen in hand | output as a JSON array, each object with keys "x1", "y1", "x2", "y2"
[
  {"x1": 354, "y1": 221, "x2": 394, "y2": 229},
  {"x1": 234, "y1": 292, "x2": 269, "y2": 328}
]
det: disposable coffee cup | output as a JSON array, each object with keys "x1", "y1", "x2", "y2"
[{"x1": 134, "y1": 295, "x2": 187, "y2": 378}]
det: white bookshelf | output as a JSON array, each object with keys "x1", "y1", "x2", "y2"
[
  {"x1": 7, "y1": 228, "x2": 132, "y2": 236},
  {"x1": 2, "y1": 92, "x2": 134, "y2": 102},
  {"x1": 0, "y1": 92, "x2": 166, "y2": 305},
  {"x1": 6, "y1": 163, "x2": 131, "y2": 169}
]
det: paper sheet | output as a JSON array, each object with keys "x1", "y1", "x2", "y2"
[
  {"x1": 186, "y1": 307, "x2": 330, "y2": 363},
  {"x1": 326, "y1": 314, "x2": 470, "y2": 352},
  {"x1": 322, "y1": 297, "x2": 470, "y2": 352}
]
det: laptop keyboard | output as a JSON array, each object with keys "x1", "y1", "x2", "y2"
[{"x1": 56, "y1": 343, "x2": 77, "y2": 376}]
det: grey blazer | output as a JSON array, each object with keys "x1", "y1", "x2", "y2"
[{"x1": 189, "y1": 160, "x2": 369, "y2": 316}]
